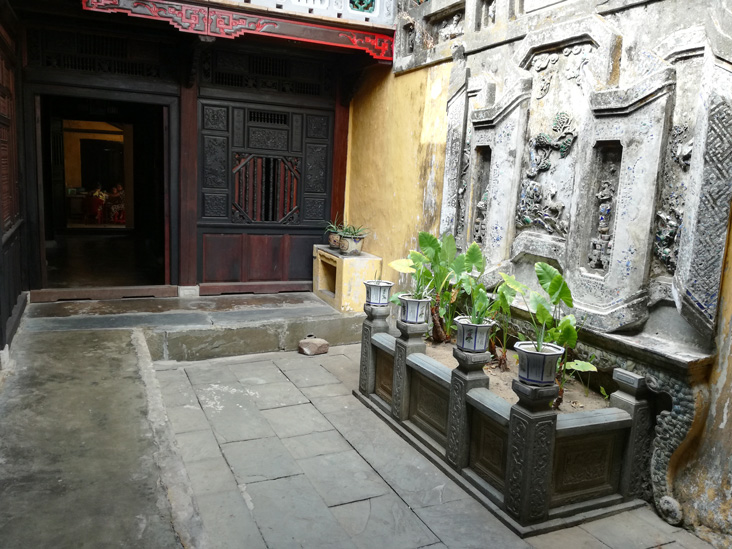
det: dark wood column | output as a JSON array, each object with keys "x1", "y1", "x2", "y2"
[
  {"x1": 331, "y1": 81, "x2": 349, "y2": 220},
  {"x1": 179, "y1": 82, "x2": 198, "y2": 286}
]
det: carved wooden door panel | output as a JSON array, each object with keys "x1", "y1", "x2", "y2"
[
  {"x1": 0, "y1": 22, "x2": 23, "y2": 347},
  {"x1": 198, "y1": 100, "x2": 333, "y2": 291}
]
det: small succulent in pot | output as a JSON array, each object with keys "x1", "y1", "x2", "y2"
[
  {"x1": 339, "y1": 224, "x2": 368, "y2": 255},
  {"x1": 325, "y1": 217, "x2": 343, "y2": 249}
]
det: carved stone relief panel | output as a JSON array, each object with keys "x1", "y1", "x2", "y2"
[{"x1": 587, "y1": 141, "x2": 622, "y2": 274}]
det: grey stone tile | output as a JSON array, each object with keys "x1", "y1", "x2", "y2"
[
  {"x1": 229, "y1": 361, "x2": 288, "y2": 386},
  {"x1": 311, "y1": 394, "x2": 363, "y2": 414},
  {"x1": 185, "y1": 363, "x2": 239, "y2": 386},
  {"x1": 331, "y1": 493, "x2": 438, "y2": 549},
  {"x1": 300, "y1": 382, "x2": 352, "y2": 399},
  {"x1": 244, "y1": 474, "x2": 356, "y2": 549},
  {"x1": 326, "y1": 408, "x2": 468, "y2": 508},
  {"x1": 222, "y1": 437, "x2": 302, "y2": 484},
  {"x1": 196, "y1": 490, "x2": 266, "y2": 549},
  {"x1": 632, "y1": 506, "x2": 682, "y2": 535},
  {"x1": 175, "y1": 429, "x2": 222, "y2": 464},
  {"x1": 185, "y1": 457, "x2": 237, "y2": 496},
  {"x1": 261, "y1": 403, "x2": 333, "y2": 438},
  {"x1": 419, "y1": 544, "x2": 447, "y2": 548},
  {"x1": 241, "y1": 381, "x2": 309, "y2": 410},
  {"x1": 284, "y1": 363, "x2": 341, "y2": 388},
  {"x1": 166, "y1": 405, "x2": 210, "y2": 434},
  {"x1": 580, "y1": 512, "x2": 677, "y2": 549},
  {"x1": 156, "y1": 369, "x2": 199, "y2": 407},
  {"x1": 282, "y1": 430, "x2": 352, "y2": 460},
  {"x1": 297, "y1": 450, "x2": 390, "y2": 506},
  {"x1": 529, "y1": 526, "x2": 609, "y2": 549},
  {"x1": 318, "y1": 355, "x2": 360, "y2": 390},
  {"x1": 274, "y1": 355, "x2": 319, "y2": 372},
  {"x1": 195, "y1": 383, "x2": 275, "y2": 443},
  {"x1": 672, "y1": 532, "x2": 715, "y2": 549},
  {"x1": 414, "y1": 498, "x2": 530, "y2": 549}
]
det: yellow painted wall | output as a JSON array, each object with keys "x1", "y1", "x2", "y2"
[
  {"x1": 345, "y1": 63, "x2": 452, "y2": 285},
  {"x1": 63, "y1": 120, "x2": 124, "y2": 189}
]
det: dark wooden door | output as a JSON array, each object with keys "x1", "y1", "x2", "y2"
[
  {"x1": 0, "y1": 16, "x2": 24, "y2": 347},
  {"x1": 197, "y1": 99, "x2": 333, "y2": 293}
]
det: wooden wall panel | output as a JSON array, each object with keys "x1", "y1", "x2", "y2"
[{"x1": 202, "y1": 234, "x2": 242, "y2": 282}]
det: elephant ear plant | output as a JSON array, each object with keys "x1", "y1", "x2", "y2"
[
  {"x1": 502, "y1": 262, "x2": 597, "y2": 409},
  {"x1": 389, "y1": 232, "x2": 465, "y2": 343},
  {"x1": 490, "y1": 281, "x2": 516, "y2": 372}
]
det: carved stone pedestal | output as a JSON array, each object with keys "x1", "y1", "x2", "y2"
[
  {"x1": 446, "y1": 348, "x2": 492, "y2": 469},
  {"x1": 359, "y1": 304, "x2": 390, "y2": 395},
  {"x1": 392, "y1": 320, "x2": 427, "y2": 421},
  {"x1": 505, "y1": 379, "x2": 559, "y2": 525},
  {"x1": 610, "y1": 369, "x2": 653, "y2": 502}
]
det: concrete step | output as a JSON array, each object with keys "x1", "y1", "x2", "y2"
[{"x1": 22, "y1": 292, "x2": 364, "y2": 361}]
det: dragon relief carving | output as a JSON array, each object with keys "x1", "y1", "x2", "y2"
[{"x1": 516, "y1": 112, "x2": 576, "y2": 236}]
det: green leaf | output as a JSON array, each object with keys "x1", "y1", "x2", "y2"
[
  {"x1": 499, "y1": 272, "x2": 528, "y2": 295},
  {"x1": 388, "y1": 259, "x2": 415, "y2": 273},
  {"x1": 529, "y1": 292, "x2": 553, "y2": 325},
  {"x1": 548, "y1": 274, "x2": 573, "y2": 307},
  {"x1": 565, "y1": 360, "x2": 597, "y2": 372},
  {"x1": 554, "y1": 322, "x2": 577, "y2": 348},
  {"x1": 451, "y1": 255, "x2": 466, "y2": 279},
  {"x1": 418, "y1": 232, "x2": 440, "y2": 262},
  {"x1": 439, "y1": 233, "x2": 457, "y2": 264},
  {"x1": 464, "y1": 242, "x2": 485, "y2": 274},
  {"x1": 535, "y1": 262, "x2": 560, "y2": 294},
  {"x1": 408, "y1": 250, "x2": 430, "y2": 265}
]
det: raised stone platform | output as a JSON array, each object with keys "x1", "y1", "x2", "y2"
[{"x1": 23, "y1": 292, "x2": 364, "y2": 362}]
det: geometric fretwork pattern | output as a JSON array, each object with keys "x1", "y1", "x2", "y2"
[{"x1": 683, "y1": 97, "x2": 732, "y2": 323}]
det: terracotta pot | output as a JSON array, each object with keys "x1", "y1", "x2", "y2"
[
  {"x1": 455, "y1": 316, "x2": 496, "y2": 353},
  {"x1": 363, "y1": 280, "x2": 394, "y2": 306},
  {"x1": 327, "y1": 231, "x2": 341, "y2": 249},
  {"x1": 398, "y1": 294, "x2": 431, "y2": 324},
  {"x1": 339, "y1": 235, "x2": 364, "y2": 255},
  {"x1": 514, "y1": 341, "x2": 564, "y2": 386}
]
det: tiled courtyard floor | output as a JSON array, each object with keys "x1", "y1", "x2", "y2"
[
  {"x1": 0, "y1": 300, "x2": 715, "y2": 548},
  {"x1": 153, "y1": 344, "x2": 713, "y2": 549}
]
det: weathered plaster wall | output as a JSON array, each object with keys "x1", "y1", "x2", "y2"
[
  {"x1": 674, "y1": 222, "x2": 732, "y2": 547},
  {"x1": 345, "y1": 62, "x2": 451, "y2": 284}
]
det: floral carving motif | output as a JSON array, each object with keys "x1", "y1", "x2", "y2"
[
  {"x1": 530, "y1": 45, "x2": 593, "y2": 99},
  {"x1": 359, "y1": 325, "x2": 372, "y2": 393},
  {"x1": 446, "y1": 376, "x2": 465, "y2": 466},
  {"x1": 506, "y1": 416, "x2": 527, "y2": 517}
]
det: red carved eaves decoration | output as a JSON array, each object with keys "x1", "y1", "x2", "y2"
[{"x1": 82, "y1": 0, "x2": 393, "y2": 61}]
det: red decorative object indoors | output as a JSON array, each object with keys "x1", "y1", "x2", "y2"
[{"x1": 82, "y1": 0, "x2": 394, "y2": 61}]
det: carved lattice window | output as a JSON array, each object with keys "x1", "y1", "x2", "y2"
[
  {"x1": 232, "y1": 154, "x2": 300, "y2": 224},
  {"x1": 350, "y1": 0, "x2": 376, "y2": 13},
  {"x1": 25, "y1": 28, "x2": 174, "y2": 80}
]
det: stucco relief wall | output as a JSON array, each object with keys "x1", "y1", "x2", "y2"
[
  {"x1": 379, "y1": 0, "x2": 732, "y2": 541},
  {"x1": 345, "y1": 62, "x2": 451, "y2": 284}
]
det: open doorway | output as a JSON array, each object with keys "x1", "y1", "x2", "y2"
[{"x1": 41, "y1": 96, "x2": 166, "y2": 289}]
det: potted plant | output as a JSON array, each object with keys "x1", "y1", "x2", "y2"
[
  {"x1": 339, "y1": 223, "x2": 368, "y2": 256},
  {"x1": 450, "y1": 242, "x2": 495, "y2": 353},
  {"x1": 389, "y1": 252, "x2": 434, "y2": 324},
  {"x1": 325, "y1": 217, "x2": 343, "y2": 249},
  {"x1": 454, "y1": 286, "x2": 496, "y2": 353},
  {"x1": 501, "y1": 262, "x2": 596, "y2": 390},
  {"x1": 363, "y1": 275, "x2": 394, "y2": 306}
]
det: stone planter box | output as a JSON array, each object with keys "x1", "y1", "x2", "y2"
[{"x1": 356, "y1": 305, "x2": 653, "y2": 537}]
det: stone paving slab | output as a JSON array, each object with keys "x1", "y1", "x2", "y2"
[
  {"x1": 297, "y1": 449, "x2": 392, "y2": 506},
  {"x1": 229, "y1": 360, "x2": 289, "y2": 385},
  {"x1": 196, "y1": 489, "x2": 267, "y2": 549},
  {"x1": 241, "y1": 380, "x2": 310, "y2": 410},
  {"x1": 261, "y1": 402, "x2": 334, "y2": 438},
  {"x1": 331, "y1": 493, "x2": 440, "y2": 549},
  {"x1": 243, "y1": 474, "x2": 357, "y2": 549},
  {"x1": 280, "y1": 429, "x2": 353, "y2": 460},
  {"x1": 283, "y1": 363, "x2": 341, "y2": 387},
  {"x1": 222, "y1": 437, "x2": 302, "y2": 484}
]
